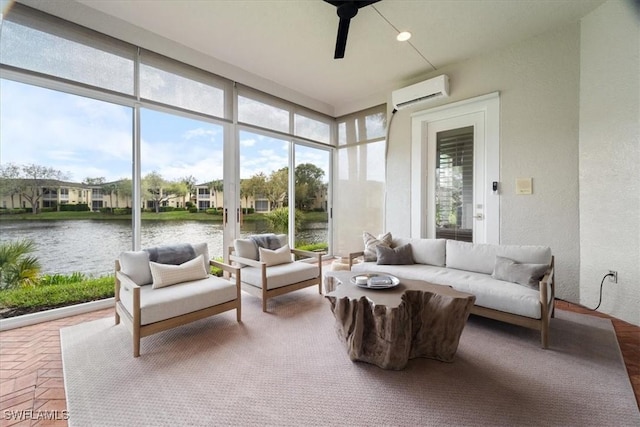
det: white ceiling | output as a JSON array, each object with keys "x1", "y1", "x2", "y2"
[{"x1": 17, "y1": 0, "x2": 605, "y2": 116}]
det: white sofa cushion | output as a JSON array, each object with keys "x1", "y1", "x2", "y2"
[
  {"x1": 119, "y1": 275, "x2": 237, "y2": 325},
  {"x1": 241, "y1": 262, "x2": 318, "y2": 290},
  {"x1": 446, "y1": 240, "x2": 497, "y2": 274},
  {"x1": 497, "y1": 245, "x2": 551, "y2": 265},
  {"x1": 393, "y1": 237, "x2": 446, "y2": 266},
  {"x1": 150, "y1": 255, "x2": 208, "y2": 289}
]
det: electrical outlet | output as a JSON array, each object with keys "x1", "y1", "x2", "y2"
[{"x1": 608, "y1": 270, "x2": 618, "y2": 283}]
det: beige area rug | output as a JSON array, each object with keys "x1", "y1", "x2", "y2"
[{"x1": 61, "y1": 287, "x2": 639, "y2": 427}]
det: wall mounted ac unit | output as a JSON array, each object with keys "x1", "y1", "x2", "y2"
[{"x1": 392, "y1": 74, "x2": 449, "y2": 110}]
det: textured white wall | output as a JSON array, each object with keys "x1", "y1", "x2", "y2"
[
  {"x1": 579, "y1": 0, "x2": 640, "y2": 325},
  {"x1": 386, "y1": 24, "x2": 582, "y2": 301}
]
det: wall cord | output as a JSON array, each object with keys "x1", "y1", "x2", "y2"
[{"x1": 591, "y1": 273, "x2": 614, "y2": 311}]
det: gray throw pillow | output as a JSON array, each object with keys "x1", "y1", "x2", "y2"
[
  {"x1": 376, "y1": 244, "x2": 414, "y2": 265},
  {"x1": 492, "y1": 256, "x2": 549, "y2": 289}
]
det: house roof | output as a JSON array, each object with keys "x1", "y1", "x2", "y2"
[{"x1": 18, "y1": 0, "x2": 605, "y2": 116}]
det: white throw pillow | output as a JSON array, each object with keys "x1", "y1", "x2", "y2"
[
  {"x1": 150, "y1": 255, "x2": 208, "y2": 289},
  {"x1": 259, "y1": 244, "x2": 293, "y2": 267},
  {"x1": 363, "y1": 231, "x2": 392, "y2": 262}
]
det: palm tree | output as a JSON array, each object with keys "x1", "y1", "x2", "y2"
[{"x1": 0, "y1": 240, "x2": 41, "y2": 289}]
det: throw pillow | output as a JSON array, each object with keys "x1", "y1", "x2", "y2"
[
  {"x1": 491, "y1": 256, "x2": 549, "y2": 289},
  {"x1": 259, "y1": 244, "x2": 293, "y2": 267},
  {"x1": 376, "y1": 244, "x2": 414, "y2": 265},
  {"x1": 363, "y1": 231, "x2": 392, "y2": 262},
  {"x1": 119, "y1": 251, "x2": 152, "y2": 286},
  {"x1": 150, "y1": 255, "x2": 208, "y2": 289}
]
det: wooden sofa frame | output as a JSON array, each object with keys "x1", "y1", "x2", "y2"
[
  {"x1": 115, "y1": 259, "x2": 241, "y2": 357},
  {"x1": 348, "y1": 252, "x2": 556, "y2": 348},
  {"x1": 229, "y1": 246, "x2": 323, "y2": 312}
]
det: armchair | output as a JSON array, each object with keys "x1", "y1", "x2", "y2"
[
  {"x1": 115, "y1": 242, "x2": 241, "y2": 357},
  {"x1": 229, "y1": 234, "x2": 323, "y2": 312}
]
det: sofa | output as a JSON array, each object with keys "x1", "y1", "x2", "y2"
[
  {"x1": 115, "y1": 242, "x2": 241, "y2": 357},
  {"x1": 348, "y1": 235, "x2": 555, "y2": 348}
]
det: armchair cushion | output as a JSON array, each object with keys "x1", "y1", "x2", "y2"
[
  {"x1": 119, "y1": 275, "x2": 238, "y2": 325},
  {"x1": 241, "y1": 262, "x2": 319, "y2": 290},
  {"x1": 150, "y1": 255, "x2": 208, "y2": 289},
  {"x1": 259, "y1": 244, "x2": 293, "y2": 266}
]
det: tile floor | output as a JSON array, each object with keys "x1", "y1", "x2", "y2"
[{"x1": 1, "y1": 303, "x2": 638, "y2": 427}]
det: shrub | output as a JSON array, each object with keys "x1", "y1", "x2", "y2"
[
  {"x1": 0, "y1": 208, "x2": 27, "y2": 215},
  {"x1": 60, "y1": 203, "x2": 90, "y2": 212},
  {"x1": 264, "y1": 207, "x2": 302, "y2": 233},
  {"x1": 188, "y1": 206, "x2": 198, "y2": 213},
  {"x1": 0, "y1": 240, "x2": 41, "y2": 290},
  {"x1": 0, "y1": 276, "x2": 114, "y2": 317},
  {"x1": 113, "y1": 208, "x2": 131, "y2": 215},
  {"x1": 40, "y1": 207, "x2": 56, "y2": 213}
]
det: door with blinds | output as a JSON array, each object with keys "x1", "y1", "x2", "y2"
[{"x1": 426, "y1": 112, "x2": 487, "y2": 243}]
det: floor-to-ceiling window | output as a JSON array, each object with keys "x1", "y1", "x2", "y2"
[
  {"x1": 0, "y1": 79, "x2": 133, "y2": 280},
  {"x1": 237, "y1": 86, "x2": 333, "y2": 251},
  {"x1": 0, "y1": 3, "x2": 336, "y2": 316},
  {"x1": 334, "y1": 105, "x2": 387, "y2": 254}
]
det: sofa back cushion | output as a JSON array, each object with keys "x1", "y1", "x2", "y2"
[
  {"x1": 119, "y1": 242, "x2": 209, "y2": 286},
  {"x1": 497, "y1": 245, "x2": 551, "y2": 266},
  {"x1": 393, "y1": 238, "x2": 446, "y2": 266},
  {"x1": 446, "y1": 240, "x2": 552, "y2": 274},
  {"x1": 446, "y1": 240, "x2": 497, "y2": 274}
]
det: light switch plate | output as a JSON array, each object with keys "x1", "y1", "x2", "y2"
[{"x1": 516, "y1": 178, "x2": 532, "y2": 195}]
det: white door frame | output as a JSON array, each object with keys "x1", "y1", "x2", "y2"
[{"x1": 410, "y1": 92, "x2": 500, "y2": 243}]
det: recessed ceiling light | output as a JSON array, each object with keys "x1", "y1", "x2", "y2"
[{"x1": 397, "y1": 31, "x2": 412, "y2": 42}]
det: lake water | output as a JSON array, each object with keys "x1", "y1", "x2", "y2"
[{"x1": 0, "y1": 220, "x2": 327, "y2": 277}]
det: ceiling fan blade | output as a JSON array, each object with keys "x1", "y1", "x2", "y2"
[{"x1": 334, "y1": 17, "x2": 351, "y2": 59}]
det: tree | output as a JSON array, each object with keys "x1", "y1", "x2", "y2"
[
  {"x1": 0, "y1": 163, "x2": 67, "y2": 214},
  {"x1": 295, "y1": 163, "x2": 325, "y2": 210},
  {"x1": 101, "y1": 182, "x2": 120, "y2": 211},
  {"x1": 180, "y1": 175, "x2": 196, "y2": 207},
  {"x1": 0, "y1": 163, "x2": 22, "y2": 209},
  {"x1": 142, "y1": 172, "x2": 169, "y2": 213},
  {"x1": 169, "y1": 181, "x2": 189, "y2": 208},
  {"x1": 266, "y1": 167, "x2": 288, "y2": 210},
  {"x1": 0, "y1": 239, "x2": 41, "y2": 290},
  {"x1": 209, "y1": 179, "x2": 223, "y2": 209},
  {"x1": 116, "y1": 179, "x2": 133, "y2": 208},
  {"x1": 244, "y1": 173, "x2": 267, "y2": 211}
]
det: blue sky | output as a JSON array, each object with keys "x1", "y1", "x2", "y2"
[{"x1": 1, "y1": 79, "x2": 329, "y2": 185}]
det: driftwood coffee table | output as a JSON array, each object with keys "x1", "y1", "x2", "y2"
[{"x1": 324, "y1": 271, "x2": 476, "y2": 370}]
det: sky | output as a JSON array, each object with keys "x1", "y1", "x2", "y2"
[{"x1": 0, "y1": 79, "x2": 329, "y2": 186}]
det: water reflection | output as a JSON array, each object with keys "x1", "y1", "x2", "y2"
[{"x1": 0, "y1": 220, "x2": 326, "y2": 277}]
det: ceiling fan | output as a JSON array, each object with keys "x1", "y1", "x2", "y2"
[{"x1": 324, "y1": 0, "x2": 381, "y2": 59}]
